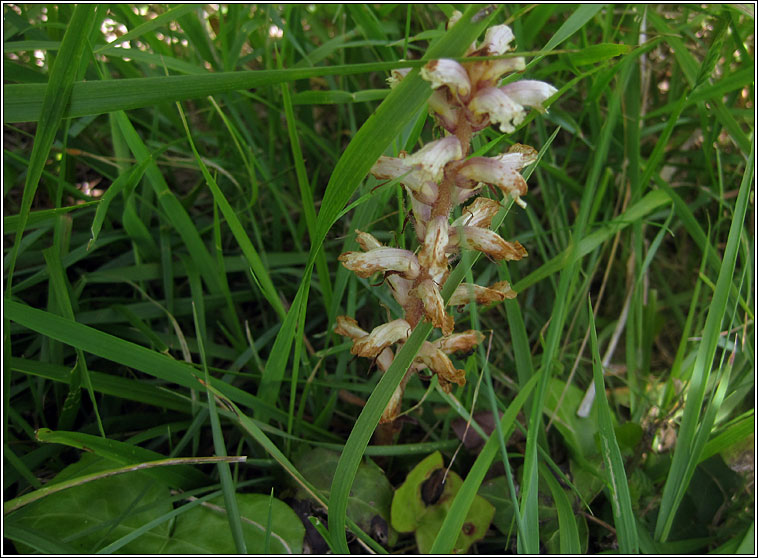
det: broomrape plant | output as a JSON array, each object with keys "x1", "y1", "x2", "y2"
[{"x1": 336, "y1": 14, "x2": 557, "y2": 425}]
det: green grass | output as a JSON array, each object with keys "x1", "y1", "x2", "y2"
[{"x1": 4, "y1": 4, "x2": 754, "y2": 554}]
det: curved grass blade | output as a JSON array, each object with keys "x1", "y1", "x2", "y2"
[
  {"x1": 3, "y1": 301, "x2": 319, "y2": 433},
  {"x1": 6, "y1": 4, "x2": 96, "y2": 292},
  {"x1": 539, "y1": 462, "x2": 581, "y2": 554},
  {"x1": 4, "y1": 456, "x2": 245, "y2": 515},
  {"x1": 33, "y1": 428, "x2": 208, "y2": 489},
  {"x1": 175, "y1": 100, "x2": 286, "y2": 319},
  {"x1": 88, "y1": 157, "x2": 151, "y2": 250}
]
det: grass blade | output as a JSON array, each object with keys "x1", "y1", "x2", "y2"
[
  {"x1": 654, "y1": 137, "x2": 754, "y2": 541},
  {"x1": 429, "y1": 373, "x2": 539, "y2": 553},
  {"x1": 6, "y1": 4, "x2": 96, "y2": 291},
  {"x1": 193, "y1": 301, "x2": 247, "y2": 554},
  {"x1": 587, "y1": 298, "x2": 639, "y2": 553}
]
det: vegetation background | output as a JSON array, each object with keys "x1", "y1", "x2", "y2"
[{"x1": 3, "y1": 3, "x2": 754, "y2": 554}]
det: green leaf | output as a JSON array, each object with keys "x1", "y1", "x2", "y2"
[
  {"x1": 294, "y1": 447, "x2": 394, "y2": 541},
  {"x1": 3, "y1": 61, "x2": 416, "y2": 124},
  {"x1": 6, "y1": 454, "x2": 304, "y2": 554},
  {"x1": 159, "y1": 493, "x2": 304, "y2": 554},
  {"x1": 6, "y1": 4, "x2": 97, "y2": 291},
  {"x1": 570, "y1": 43, "x2": 632, "y2": 66},
  {"x1": 540, "y1": 464, "x2": 581, "y2": 554},
  {"x1": 391, "y1": 451, "x2": 495, "y2": 554},
  {"x1": 6, "y1": 454, "x2": 172, "y2": 554},
  {"x1": 654, "y1": 138, "x2": 754, "y2": 542}
]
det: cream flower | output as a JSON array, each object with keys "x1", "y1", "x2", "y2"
[
  {"x1": 469, "y1": 86, "x2": 526, "y2": 133},
  {"x1": 478, "y1": 24, "x2": 515, "y2": 56},
  {"x1": 351, "y1": 319, "x2": 411, "y2": 359},
  {"x1": 500, "y1": 80, "x2": 557, "y2": 112},
  {"x1": 371, "y1": 136, "x2": 463, "y2": 204},
  {"x1": 334, "y1": 315, "x2": 368, "y2": 339},
  {"x1": 353, "y1": 230, "x2": 413, "y2": 305},
  {"x1": 387, "y1": 67, "x2": 411, "y2": 88},
  {"x1": 354, "y1": 229, "x2": 382, "y2": 251},
  {"x1": 421, "y1": 59, "x2": 472, "y2": 99},
  {"x1": 455, "y1": 144, "x2": 537, "y2": 207},
  {"x1": 416, "y1": 341, "x2": 466, "y2": 390},
  {"x1": 338, "y1": 247, "x2": 420, "y2": 279}
]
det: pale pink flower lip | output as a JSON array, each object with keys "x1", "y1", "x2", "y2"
[
  {"x1": 338, "y1": 247, "x2": 420, "y2": 279},
  {"x1": 351, "y1": 319, "x2": 411, "y2": 359},
  {"x1": 455, "y1": 147, "x2": 536, "y2": 207},
  {"x1": 469, "y1": 86, "x2": 526, "y2": 134},
  {"x1": 477, "y1": 24, "x2": 515, "y2": 56},
  {"x1": 500, "y1": 80, "x2": 558, "y2": 112},
  {"x1": 422, "y1": 58, "x2": 472, "y2": 99}
]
